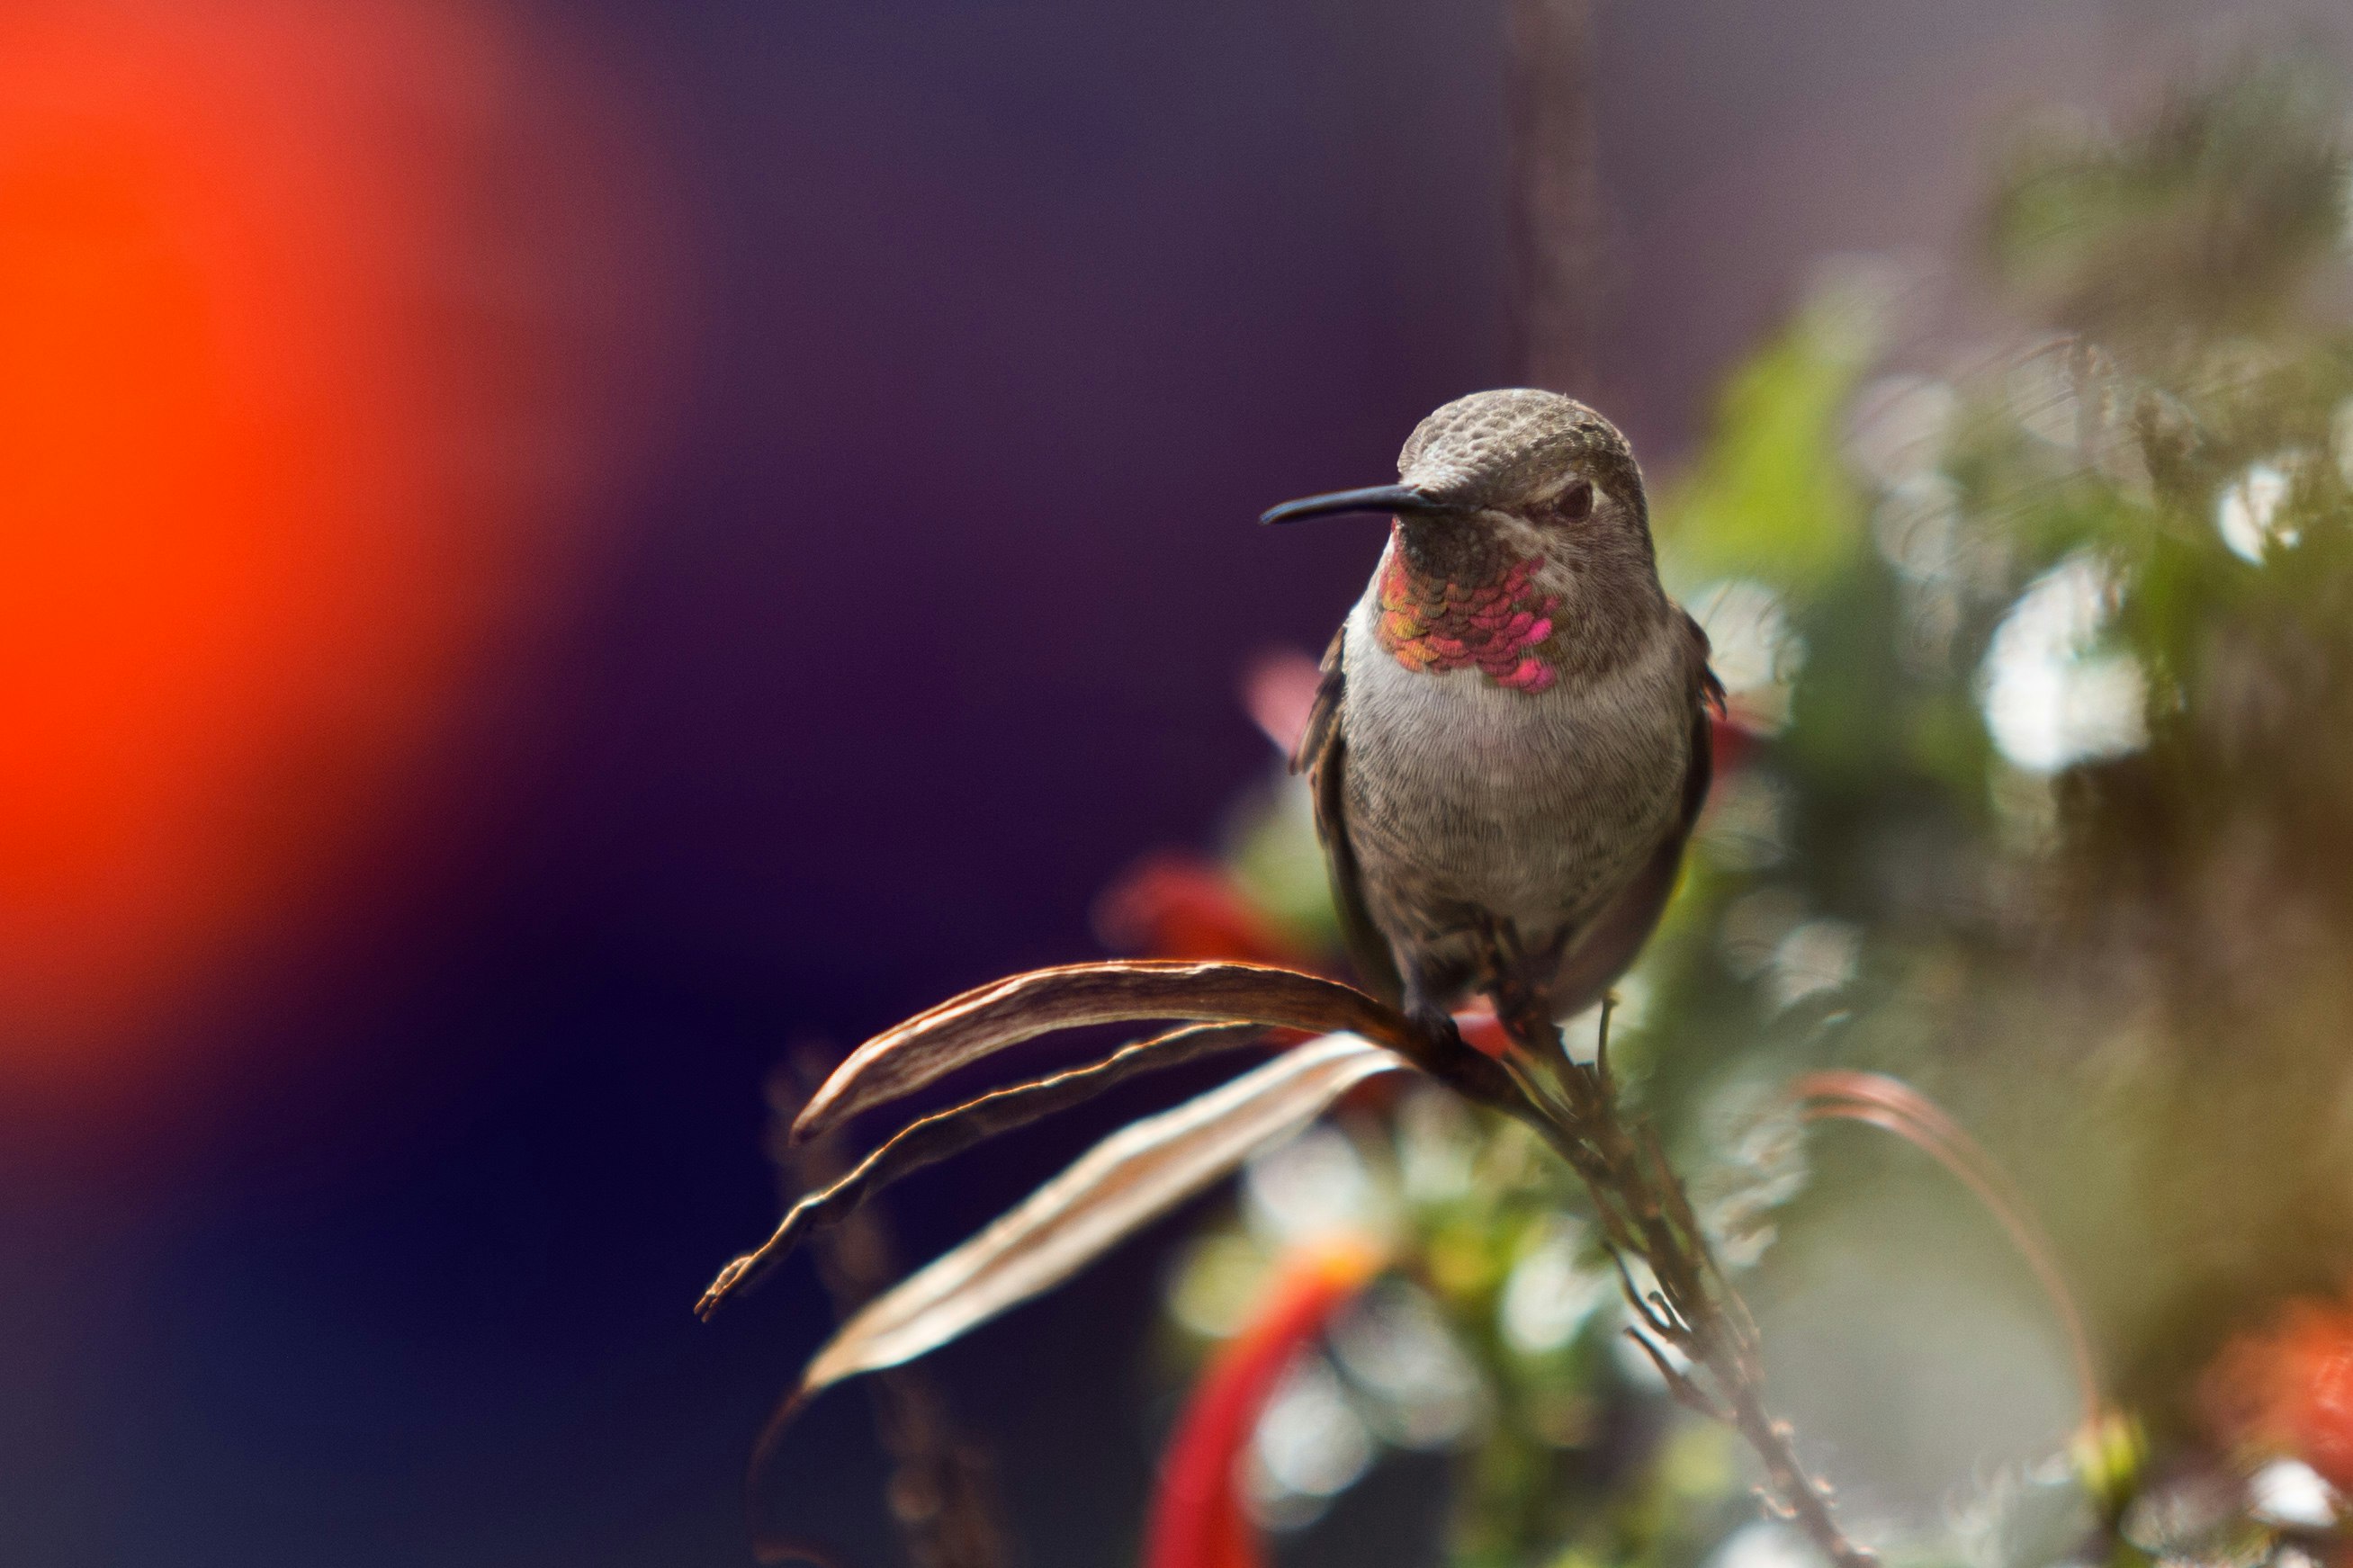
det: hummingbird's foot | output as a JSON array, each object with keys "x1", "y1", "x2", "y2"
[
  {"x1": 1466, "y1": 915, "x2": 1565, "y2": 1049},
  {"x1": 1404, "y1": 999, "x2": 1467, "y2": 1054}
]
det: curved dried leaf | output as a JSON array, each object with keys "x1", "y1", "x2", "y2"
[
  {"x1": 696, "y1": 1022, "x2": 1264, "y2": 1319},
  {"x1": 1790, "y1": 1070, "x2": 2099, "y2": 1425},
  {"x1": 793, "y1": 961, "x2": 1412, "y2": 1144},
  {"x1": 796, "y1": 1032, "x2": 1405, "y2": 1397}
]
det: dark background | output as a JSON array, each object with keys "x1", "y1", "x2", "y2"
[{"x1": 2, "y1": 2, "x2": 2339, "y2": 1563}]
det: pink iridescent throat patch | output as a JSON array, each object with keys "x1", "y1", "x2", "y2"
[{"x1": 1373, "y1": 548, "x2": 1562, "y2": 693}]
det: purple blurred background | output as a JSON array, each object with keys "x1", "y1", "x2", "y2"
[{"x1": 0, "y1": 1, "x2": 2336, "y2": 1562}]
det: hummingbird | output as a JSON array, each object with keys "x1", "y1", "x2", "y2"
[{"x1": 1262, "y1": 389, "x2": 1723, "y2": 1047}]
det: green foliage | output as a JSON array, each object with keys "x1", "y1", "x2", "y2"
[
  {"x1": 1988, "y1": 57, "x2": 2349, "y2": 350},
  {"x1": 1656, "y1": 292, "x2": 1873, "y2": 597}
]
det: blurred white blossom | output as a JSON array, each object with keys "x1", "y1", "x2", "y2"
[
  {"x1": 1694, "y1": 1087, "x2": 1810, "y2": 1268},
  {"x1": 1978, "y1": 551, "x2": 2148, "y2": 773},
  {"x1": 1711, "y1": 1521, "x2": 1830, "y2": 1568},
  {"x1": 1245, "y1": 1354, "x2": 1374, "y2": 1529},
  {"x1": 1873, "y1": 473, "x2": 1965, "y2": 584},
  {"x1": 1500, "y1": 1218, "x2": 1609, "y2": 1356},
  {"x1": 1767, "y1": 918, "x2": 1862, "y2": 1009},
  {"x1": 1720, "y1": 887, "x2": 1810, "y2": 980},
  {"x1": 1693, "y1": 578, "x2": 1806, "y2": 732},
  {"x1": 1329, "y1": 1280, "x2": 1484, "y2": 1448},
  {"x1": 2216, "y1": 460, "x2": 2298, "y2": 562},
  {"x1": 2248, "y1": 1458, "x2": 2338, "y2": 1530},
  {"x1": 1244, "y1": 1124, "x2": 1385, "y2": 1246}
]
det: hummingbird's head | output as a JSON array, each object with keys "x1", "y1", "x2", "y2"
[
  {"x1": 1262, "y1": 390, "x2": 1665, "y2": 693},
  {"x1": 1261, "y1": 389, "x2": 1651, "y2": 566}
]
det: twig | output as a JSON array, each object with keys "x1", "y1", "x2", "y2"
[
  {"x1": 1497, "y1": 1006, "x2": 1877, "y2": 1568},
  {"x1": 759, "y1": 1051, "x2": 1015, "y2": 1568},
  {"x1": 1607, "y1": 1245, "x2": 1681, "y2": 1341},
  {"x1": 1624, "y1": 1326, "x2": 1731, "y2": 1422}
]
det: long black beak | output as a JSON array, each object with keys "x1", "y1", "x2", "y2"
[{"x1": 1259, "y1": 484, "x2": 1451, "y2": 526}]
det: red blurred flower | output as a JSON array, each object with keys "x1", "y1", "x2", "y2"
[
  {"x1": 0, "y1": 0, "x2": 683, "y2": 1092},
  {"x1": 2206, "y1": 1292, "x2": 2353, "y2": 1491},
  {"x1": 1241, "y1": 648, "x2": 1324, "y2": 757},
  {"x1": 1095, "y1": 852, "x2": 1316, "y2": 969},
  {"x1": 1709, "y1": 711, "x2": 1760, "y2": 776},
  {"x1": 1145, "y1": 1240, "x2": 1383, "y2": 1568}
]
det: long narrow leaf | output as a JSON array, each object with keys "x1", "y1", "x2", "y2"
[
  {"x1": 795, "y1": 1033, "x2": 1405, "y2": 1399},
  {"x1": 696, "y1": 1023, "x2": 1265, "y2": 1319},
  {"x1": 791, "y1": 961, "x2": 1416, "y2": 1143}
]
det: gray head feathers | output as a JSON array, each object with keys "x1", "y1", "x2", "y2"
[{"x1": 1397, "y1": 389, "x2": 1646, "y2": 524}]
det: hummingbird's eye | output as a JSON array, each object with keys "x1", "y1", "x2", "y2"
[{"x1": 1558, "y1": 480, "x2": 1594, "y2": 523}]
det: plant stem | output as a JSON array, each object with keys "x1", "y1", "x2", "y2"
[
  {"x1": 1506, "y1": 0, "x2": 1603, "y2": 392},
  {"x1": 1497, "y1": 1008, "x2": 1877, "y2": 1568},
  {"x1": 767, "y1": 1052, "x2": 1014, "y2": 1568}
]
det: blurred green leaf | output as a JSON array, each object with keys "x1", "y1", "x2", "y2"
[{"x1": 1657, "y1": 292, "x2": 1875, "y2": 596}]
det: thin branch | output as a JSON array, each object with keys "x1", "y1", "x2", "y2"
[
  {"x1": 1496, "y1": 1004, "x2": 1878, "y2": 1568},
  {"x1": 758, "y1": 1052, "x2": 1015, "y2": 1568},
  {"x1": 1594, "y1": 992, "x2": 1617, "y2": 1094},
  {"x1": 1624, "y1": 1326, "x2": 1731, "y2": 1422},
  {"x1": 1607, "y1": 1244, "x2": 1681, "y2": 1341}
]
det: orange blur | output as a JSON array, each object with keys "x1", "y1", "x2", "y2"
[{"x1": 0, "y1": 0, "x2": 676, "y2": 1089}]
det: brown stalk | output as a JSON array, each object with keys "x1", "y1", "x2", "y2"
[
  {"x1": 756, "y1": 1052, "x2": 1013, "y2": 1568},
  {"x1": 1491, "y1": 997, "x2": 1878, "y2": 1568}
]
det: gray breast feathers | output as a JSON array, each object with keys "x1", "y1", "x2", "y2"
[{"x1": 1336, "y1": 592, "x2": 1693, "y2": 937}]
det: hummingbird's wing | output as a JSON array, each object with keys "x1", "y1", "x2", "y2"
[
  {"x1": 1548, "y1": 609, "x2": 1725, "y2": 1018},
  {"x1": 1293, "y1": 625, "x2": 1406, "y2": 1006}
]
